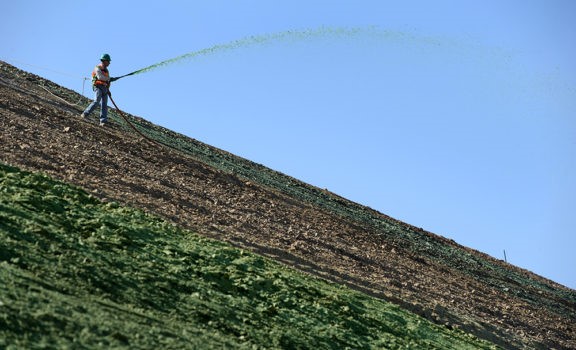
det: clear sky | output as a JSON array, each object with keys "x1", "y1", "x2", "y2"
[{"x1": 3, "y1": 1, "x2": 575, "y2": 289}]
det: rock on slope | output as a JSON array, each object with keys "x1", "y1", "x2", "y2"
[{"x1": 1, "y1": 61, "x2": 575, "y2": 349}]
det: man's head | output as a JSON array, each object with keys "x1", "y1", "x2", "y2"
[{"x1": 100, "y1": 53, "x2": 111, "y2": 66}]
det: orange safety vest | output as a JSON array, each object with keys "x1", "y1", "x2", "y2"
[{"x1": 92, "y1": 64, "x2": 110, "y2": 87}]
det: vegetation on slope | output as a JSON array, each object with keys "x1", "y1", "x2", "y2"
[{"x1": 0, "y1": 163, "x2": 497, "y2": 349}]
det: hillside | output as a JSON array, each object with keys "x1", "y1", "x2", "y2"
[
  {"x1": 1, "y1": 61, "x2": 575, "y2": 349},
  {"x1": 1, "y1": 162, "x2": 498, "y2": 349}
]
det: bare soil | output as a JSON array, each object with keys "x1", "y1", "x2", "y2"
[{"x1": 1, "y1": 61, "x2": 574, "y2": 349}]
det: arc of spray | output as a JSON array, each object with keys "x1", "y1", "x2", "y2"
[{"x1": 114, "y1": 26, "x2": 400, "y2": 80}]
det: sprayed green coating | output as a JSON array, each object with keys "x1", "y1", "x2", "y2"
[
  {"x1": 0, "y1": 163, "x2": 500, "y2": 349},
  {"x1": 116, "y1": 26, "x2": 410, "y2": 79}
]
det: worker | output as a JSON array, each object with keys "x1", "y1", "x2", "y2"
[{"x1": 80, "y1": 53, "x2": 117, "y2": 126}]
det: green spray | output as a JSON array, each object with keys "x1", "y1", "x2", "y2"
[{"x1": 114, "y1": 26, "x2": 414, "y2": 80}]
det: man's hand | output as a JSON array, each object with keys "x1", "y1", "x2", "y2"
[{"x1": 110, "y1": 77, "x2": 118, "y2": 82}]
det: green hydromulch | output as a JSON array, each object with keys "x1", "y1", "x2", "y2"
[{"x1": 0, "y1": 162, "x2": 497, "y2": 349}]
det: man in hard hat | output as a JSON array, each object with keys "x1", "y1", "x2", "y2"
[{"x1": 81, "y1": 53, "x2": 117, "y2": 126}]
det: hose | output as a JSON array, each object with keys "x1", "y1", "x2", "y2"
[{"x1": 107, "y1": 92, "x2": 164, "y2": 148}]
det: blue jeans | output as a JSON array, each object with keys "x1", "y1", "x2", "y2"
[{"x1": 83, "y1": 85, "x2": 109, "y2": 122}]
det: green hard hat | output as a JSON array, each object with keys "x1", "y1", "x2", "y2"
[{"x1": 100, "y1": 53, "x2": 111, "y2": 62}]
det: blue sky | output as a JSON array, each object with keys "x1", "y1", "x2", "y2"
[{"x1": 3, "y1": 1, "x2": 575, "y2": 289}]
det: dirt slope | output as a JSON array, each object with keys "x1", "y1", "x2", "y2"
[{"x1": 1, "y1": 61, "x2": 574, "y2": 349}]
